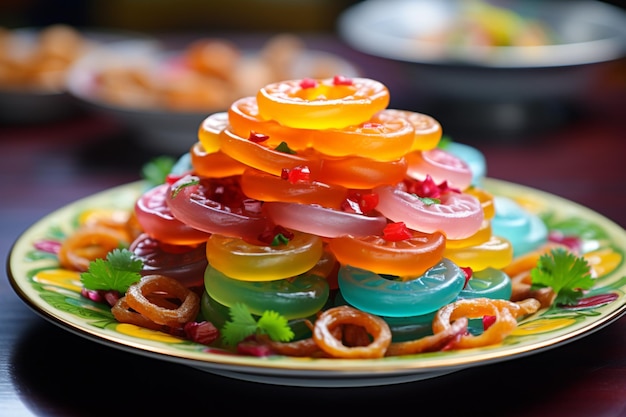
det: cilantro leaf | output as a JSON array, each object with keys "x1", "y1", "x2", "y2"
[
  {"x1": 221, "y1": 303, "x2": 259, "y2": 346},
  {"x1": 221, "y1": 303, "x2": 294, "y2": 346},
  {"x1": 80, "y1": 248, "x2": 142, "y2": 293},
  {"x1": 530, "y1": 247, "x2": 595, "y2": 305},
  {"x1": 141, "y1": 156, "x2": 175, "y2": 187},
  {"x1": 257, "y1": 310, "x2": 295, "y2": 342}
]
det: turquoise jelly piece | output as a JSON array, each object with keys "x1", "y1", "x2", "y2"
[
  {"x1": 333, "y1": 291, "x2": 436, "y2": 342},
  {"x1": 458, "y1": 267, "x2": 512, "y2": 301},
  {"x1": 492, "y1": 196, "x2": 548, "y2": 257},
  {"x1": 445, "y1": 142, "x2": 487, "y2": 187},
  {"x1": 337, "y1": 258, "x2": 465, "y2": 317},
  {"x1": 204, "y1": 264, "x2": 329, "y2": 320}
]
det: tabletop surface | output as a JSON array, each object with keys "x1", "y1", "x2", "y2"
[{"x1": 1, "y1": 32, "x2": 625, "y2": 417}]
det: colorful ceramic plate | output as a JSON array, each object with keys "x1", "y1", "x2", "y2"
[{"x1": 7, "y1": 178, "x2": 626, "y2": 387}]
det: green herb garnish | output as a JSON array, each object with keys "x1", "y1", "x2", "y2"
[
  {"x1": 141, "y1": 156, "x2": 176, "y2": 187},
  {"x1": 530, "y1": 247, "x2": 595, "y2": 305},
  {"x1": 80, "y1": 248, "x2": 143, "y2": 293},
  {"x1": 274, "y1": 141, "x2": 296, "y2": 154},
  {"x1": 221, "y1": 303, "x2": 294, "y2": 346}
]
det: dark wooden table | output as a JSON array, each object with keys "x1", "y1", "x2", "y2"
[{"x1": 1, "y1": 32, "x2": 625, "y2": 417}]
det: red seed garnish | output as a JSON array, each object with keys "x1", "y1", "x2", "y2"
[
  {"x1": 332, "y1": 75, "x2": 353, "y2": 86},
  {"x1": 382, "y1": 222, "x2": 413, "y2": 241},
  {"x1": 248, "y1": 131, "x2": 270, "y2": 143},
  {"x1": 299, "y1": 78, "x2": 317, "y2": 89}
]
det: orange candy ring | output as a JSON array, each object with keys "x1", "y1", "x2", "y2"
[
  {"x1": 125, "y1": 274, "x2": 201, "y2": 328},
  {"x1": 197, "y1": 112, "x2": 228, "y2": 154},
  {"x1": 318, "y1": 154, "x2": 408, "y2": 189},
  {"x1": 58, "y1": 226, "x2": 129, "y2": 272},
  {"x1": 190, "y1": 142, "x2": 247, "y2": 178},
  {"x1": 328, "y1": 229, "x2": 446, "y2": 278},
  {"x1": 240, "y1": 167, "x2": 348, "y2": 209},
  {"x1": 312, "y1": 305, "x2": 392, "y2": 359},
  {"x1": 383, "y1": 109, "x2": 442, "y2": 151},
  {"x1": 228, "y1": 96, "x2": 313, "y2": 150},
  {"x1": 256, "y1": 76, "x2": 390, "y2": 130},
  {"x1": 219, "y1": 127, "x2": 322, "y2": 177},
  {"x1": 309, "y1": 109, "x2": 415, "y2": 161}
]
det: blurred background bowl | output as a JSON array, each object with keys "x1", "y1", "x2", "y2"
[
  {"x1": 0, "y1": 25, "x2": 153, "y2": 124},
  {"x1": 338, "y1": 0, "x2": 626, "y2": 137},
  {"x1": 66, "y1": 34, "x2": 361, "y2": 156}
]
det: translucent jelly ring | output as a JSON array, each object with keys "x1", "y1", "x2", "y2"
[
  {"x1": 310, "y1": 109, "x2": 415, "y2": 162},
  {"x1": 134, "y1": 184, "x2": 211, "y2": 245},
  {"x1": 219, "y1": 127, "x2": 322, "y2": 177},
  {"x1": 205, "y1": 230, "x2": 324, "y2": 282},
  {"x1": 337, "y1": 258, "x2": 466, "y2": 317},
  {"x1": 374, "y1": 186, "x2": 484, "y2": 240},
  {"x1": 228, "y1": 96, "x2": 313, "y2": 150},
  {"x1": 240, "y1": 168, "x2": 348, "y2": 210},
  {"x1": 203, "y1": 264, "x2": 329, "y2": 320},
  {"x1": 380, "y1": 109, "x2": 442, "y2": 151},
  {"x1": 328, "y1": 229, "x2": 446, "y2": 277},
  {"x1": 405, "y1": 148, "x2": 474, "y2": 191},
  {"x1": 165, "y1": 175, "x2": 268, "y2": 241},
  {"x1": 190, "y1": 142, "x2": 247, "y2": 178},
  {"x1": 197, "y1": 112, "x2": 228, "y2": 154},
  {"x1": 263, "y1": 201, "x2": 388, "y2": 239},
  {"x1": 256, "y1": 77, "x2": 390, "y2": 129},
  {"x1": 458, "y1": 267, "x2": 512, "y2": 301}
]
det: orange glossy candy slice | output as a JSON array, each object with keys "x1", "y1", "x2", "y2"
[{"x1": 256, "y1": 76, "x2": 390, "y2": 130}]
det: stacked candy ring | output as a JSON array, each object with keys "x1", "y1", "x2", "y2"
[
  {"x1": 491, "y1": 196, "x2": 548, "y2": 257},
  {"x1": 309, "y1": 109, "x2": 415, "y2": 162},
  {"x1": 205, "y1": 230, "x2": 324, "y2": 282},
  {"x1": 337, "y1": 258, "x2": 466, "y2": 317},
  {"x1": 405, "y1": 148, "x2": 474, "y2": 191},
  {"x1": 374, "y1": 185, "x2": 484, "y2": 239},
  {"x1": 134, "y1": 183, "x2": 211, "y2": 245},
  {"x1": 190, "y1": 142, "x2": 247, "y2": 178},
  {"x1": 197, "y1": 112, "x2": 229, "y2": 153},
  {"x1": 328, "y1": 228, "x2": 446, "y2": 277},
  {"x1": 317, "y1": 154, "x2": 407, "y2": 189},
  {"x1": 204, "y1": 264, "x2": 329, "y2": 320},
  {"x1": 263, "y1": 201, "x2": 388, "y2": 238},
  {"x1": 444, "y1": 235, "x2": 514, "y2": 271},
  {"x1": 256, "y1": 76, "x2": 390, "y2": 129},
  {"x1": 228, "y1": 96, "x2": 313, "y2": 150},
  {"x1": 219, "y1": 127, "x2": 322, "y2": 177},
  {"x1": 240, "y1": 167, "x2": 348, "y2": 209},
  {"x1": 383, "y1": 109, "x2": 442, "y2": 151},
  {"x1": 165, "y1": 175, "x2": 268, "y2": 240}
]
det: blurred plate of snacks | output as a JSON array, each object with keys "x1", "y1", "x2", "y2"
[
  {"x1": 66, "y1": 34, "x2": 361, "y2": 155},
  {"x1": 0, "y1": 24, "x2": 153, "y2": 124},
  {"x1": 338, "y1": 0, "x2": 626, "y2": 129}
]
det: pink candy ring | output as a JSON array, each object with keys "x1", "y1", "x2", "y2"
[
  {"x1": 263, "y1": 201, "x2": 388, "y2": 238},
  {"x1": 405, "y1": 148, "x2": 474, "y2": 191},
  {"x1": 165, "y1": 175, "x2": 268, "y2": 241},
  {"x1": 374, "y1": 185, "x2": 484, "y2": 239}
]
